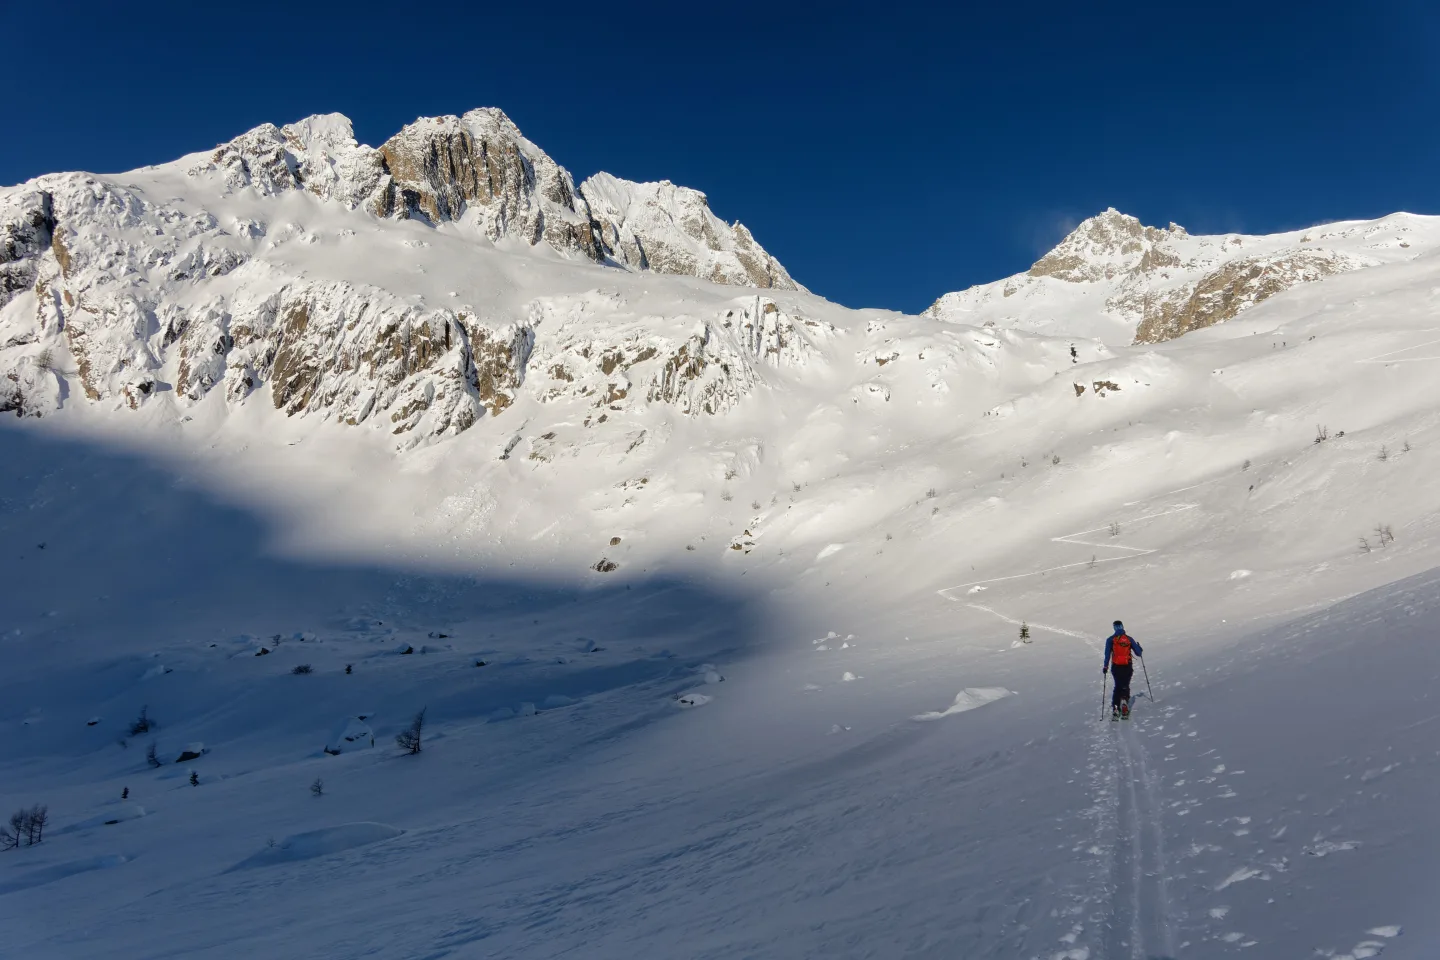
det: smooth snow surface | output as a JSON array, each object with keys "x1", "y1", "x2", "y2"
[
  {"x1": 232, "y1": 822, "x2": 404, "y2": 869},
  {"x1": 2, "y1": 121, "x2": 1440, "y2": 960}
]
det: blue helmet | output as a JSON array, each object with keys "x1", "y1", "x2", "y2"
[{"x1": 1113, "y1": 620, "x2": 1124, "y2": 631}]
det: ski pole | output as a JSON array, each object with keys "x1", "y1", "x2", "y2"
[
  {"x1": 1101, "y1": 672, "x2": 1108, "y2": 721},
  {"x1": 1140, "y1": 655, "x2": 1155, "y2": 702}
]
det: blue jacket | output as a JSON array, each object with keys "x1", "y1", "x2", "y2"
[{"x1": 1103, "y1": 630, "x2": 1142, "y2": 671}]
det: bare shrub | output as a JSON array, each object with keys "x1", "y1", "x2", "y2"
[
  {"x1": 1314, "y1": 425, "x2": 1329, "y2": 444},
  {"x1": 720, "y1": 490, "x2": 733, "y2": 502},
  {"x1": 146, "y1": 742, "x2": 161, "y2": 768},
  {"x1": 1109, "y1": 522, "x2": 1121, "y2": 537},
  {"x1": 1378, "y1": 445, "x2": 1389, "y2": 462},
  {"x1": 1051, "y1": 454, "x2": 1061, "y2": 466},
  {"x1": 926, "y1": 488, "x2": 938, "y2": 499},
  {"x1": 1375, "y1": 524, "x2": 1395, "y2": 547},
  {"x1": 751, "y1": 501, "x2": 762, "y2": 511},
  {"x1": 1242, "y1": 459, "x2": 1251, "y2": 471},
  {"x1": 1358, "y1": 537, "x2": 1371, "y2": 554},
  {"x1": 396, "y1": 708, "x2": 426, "y2": 755},
  {"x1": 292, "y1": 664, "x2": 313, "y2": 675},
  {"x1": 310, "y1": 778, "x2": 324, "y2": 798}
]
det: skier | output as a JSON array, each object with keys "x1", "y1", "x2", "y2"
[{"x1": 1102, "y1": 620, "x2": 1143, "y2": 719}]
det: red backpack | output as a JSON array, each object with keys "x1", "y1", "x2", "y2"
[{"x1": 1112, "y1": 634, "x2": 1133, "y2": 666}]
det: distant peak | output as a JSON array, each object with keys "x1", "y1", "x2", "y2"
[{"x1": 1028, "y1": 209, "x2": 1186, "y2": 282}]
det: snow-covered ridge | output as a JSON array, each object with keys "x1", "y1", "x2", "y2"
[
  {"x1": 926, "y1": 207, "x2": 1440, "y2": 344},
  {"x1": 0, "y1": 108, "x2": 814, "y2": 438},
  {"x1": 581, "y1": 173, "x2": 803, "y2": 292},
  {"x1": 191, "y1": 107, "x2": 798, "y2": 288}
]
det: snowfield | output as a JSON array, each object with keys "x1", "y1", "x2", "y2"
[{"x1": 1, "y1": 110, "x2": 1438, "y2": 959}]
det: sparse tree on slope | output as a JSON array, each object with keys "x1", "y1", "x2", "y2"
[{"x1": 396, "y1": 708, "x2": 427, "y2": 755}]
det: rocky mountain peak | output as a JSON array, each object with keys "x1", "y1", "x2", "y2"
[
  {"x1": 926, "y1": 206, "x2": 1418, "y2": 347},
  {"x1": 190, "y1": 108, "x2": 799, "y2": 291},
  {"x1": 377, "y1": 108, "x2": 599, "y2": 259},
  {"x1": 1028, "y1": 208, "x2": 1184, "y2": 283}
]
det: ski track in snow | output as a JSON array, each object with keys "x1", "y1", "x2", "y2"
[
  {"x1": 1353, "y1": 328, "x2": 1440, "y2": 364},
  {"x1": 936, "y1": 503, "x2": 1199, "y2": 595},
  {"x1": 956, "y1": 601, "x2": 1097, "y2": 649},
  {"x1": 954, "y1": 585, "x2": 1182, "y2": 960}
]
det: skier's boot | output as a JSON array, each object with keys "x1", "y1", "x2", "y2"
[
  {"x1": 1121, "y1": 699, "x2": 1131, "y2": 719},
  {"x1": 1111, "y1": 705, "x2": 1120, "y2": 721}
]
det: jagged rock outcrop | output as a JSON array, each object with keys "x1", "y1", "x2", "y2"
[
  {"x1": 580, "y1": 173, "x2": 802, "y2": 290},
  {"x1": 530, "y1": 296, "x2": 826, "y2": 419},
  {"x1": 1, "y1": 190, "x2": 57, "y2": 310},
  {"x1": 0, "y1": 170, "x2": 532, "y2": 439},
  {"x1": 378, "y1": 109, "x2": 600, "y2": 259},
  {"x1": 1132, "y1": 251, "x2": 1358, "y2": 344},
  {"x1": 202, "y1": 114, "x2": 391, "y2": 213},
  {"x1": 194, "y1": 110, "x2": 799, "y2": 288},
  {"x1": 182, "y1": 282, "x2": 532, "y2": 444},
  {"x1": 720, "y1": 295, "x2": 833, "y2": 366},
  {"x1": 644, "y1": 322, "x2": 758, "y2": 416},
  {"x1": 1027, "y1": 209, "x2": 1186, "y2": 283}
]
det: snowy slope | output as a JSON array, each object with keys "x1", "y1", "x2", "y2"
[
  {"x1": 2, "y1": 115, "x2": 1440, "y2": 960},
  {"x1": 925, "y1": 207, "x2": 1440, "y2": 345}
]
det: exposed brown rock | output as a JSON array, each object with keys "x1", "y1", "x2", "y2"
[
  {"x1": 1133, "y1": 252, "x2": 1351, "y2": 344},
  {"x1": 378, "y1": 110, "x2": 600, "y2": 261}
]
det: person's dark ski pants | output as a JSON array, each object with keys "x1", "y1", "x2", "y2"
[{"x1": 1110, "y1": 664, "x2": 1133, "y2": 709}]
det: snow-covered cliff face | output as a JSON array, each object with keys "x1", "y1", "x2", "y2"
[
  {"x1": 192, "y1": 109, "x2": 799, "y2": 287},
  {"x1": 580, "y1": 173, "x2": 803, "y2": 291},
  {"x1": 926, "y1": 208, "x2": 1433, "y2": 344},
  {"x1": 0, "y1": 108, "x2": 820, "y2": 435}
]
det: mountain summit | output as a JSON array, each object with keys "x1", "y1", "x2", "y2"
[
  {"x1": 196, "y1": 107, "x2": 800, "y2": 289},
  {"x1": 1026, "y1": 208, "x2": 1188, "y2": 284},
  {"x1": 926, "y1": 207, "x2": 1431, "y2": 344}
]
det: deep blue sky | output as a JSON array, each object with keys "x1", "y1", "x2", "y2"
[{"x1": 7, "y1": 1, "x2": 1438, "y2": 312}]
